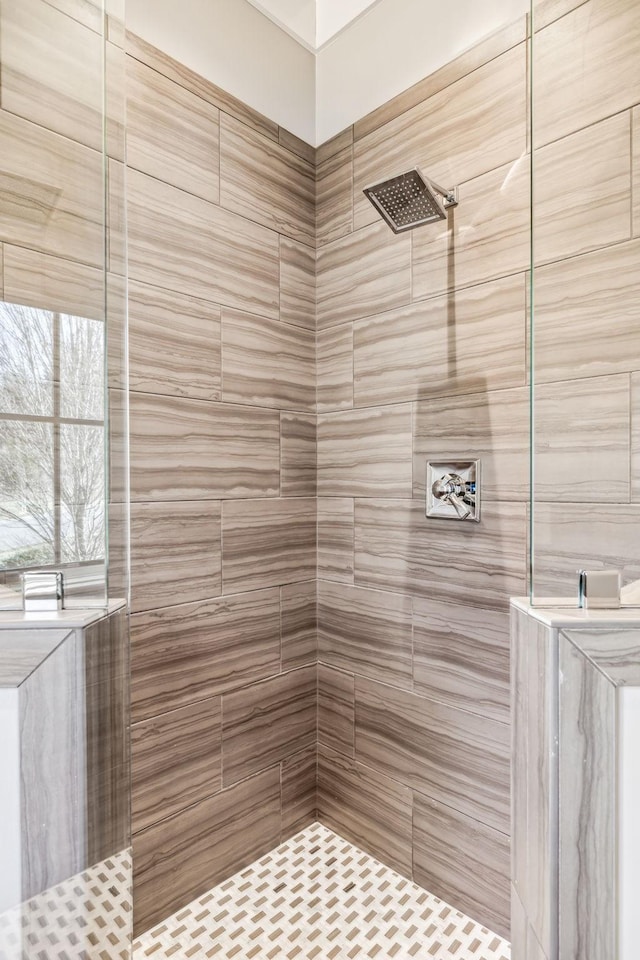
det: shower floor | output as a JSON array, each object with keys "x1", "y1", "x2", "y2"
[{"x1": 133, "y1": 823, "x2": 510, "y2": 959}]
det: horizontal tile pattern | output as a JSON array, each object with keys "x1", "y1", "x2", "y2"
[
  {"x1": 317, "y1": 125, "x2": 353, "y2": 165},
  {"x1": 317, "y1": 745, "x2": 412, "y2": 876},
  {"x1": 131, "y1": 590, "x2": 281, "y2": 721},
  {"x1": 413, "y1": 597, "x2": 511, "y2": 723},
  {"x1": 222, "y1": 498, "x2": 316, "y2": 594},
  {"x1": 281, "y1": 412, "x2": 317, "y2": 498},
  {"x1": 129, "y1": 392, "x2": 280, "y2": 501},
  {"x1": 317, "y1": 324, "x2": 353, "y2": 412},
  {"x1": 317, "y1": 498, "x2": 354, "y2": 584},
  {"x1": 133, "y1": 768, "x2": 281, "y2": 934},
  {"x1": 318, "y1": 581, "x2": 412, "y2": 689},
  {"x1": 413, "y1": 793, "x2": 510, "y2": 938},
  {"x1": 131, "y1": 696, "x2": 221, "y2": 833},
  {"x1": 632, "y1": 373, "x2": 640, "y2": 501},
  {"x1": 220, "y1": 114, "x2": 315, "y2": 245},
  {"x1": 222, "y1": 309, "x2": 315, "y2": 410},
  {"x1": 128, "y1": 281, "x2": 221, "y2": 400},
  {"x1": 127, "y1": 168, "x2": 280, "y2": 318},
  {"x1": 634, "y1": 107, "x2": 640, "y2": 237},
  {"x1": 318, "y1": 664, "x2": 355, "y2": 757},
  {"x1": 2, "y1": 245, "x2": 104, "y2": 320},
  {"x1": 355, "y1": 499, "x2": 527, "y2": 609},
  {"x1": 222, "y1": 666, "x2": 317, "y2": 786},
  {"x1": 281, "y1": 581, "x2": 317, "y2": 670},
  {"x1": 317, "y1": 404, "x2": 413, "y2": 498},
  {"x1": 280, "y1": 237, "x2": 315, "y2": 331},
  {"x1": 281, "y1": 747, "x2": 317, "y2": 837},
  {"x1": 355, "y1": 677, "x2": 510, "y2": 833},
  {"x1": 316, "y1": 145, "x2": 353, "y2": 247},
  {"x1": 354, "y1": 274, "x2": 527, "y2": 406},
  {"x1": 129, "y1": 500, "x2": 221, "y2": 614},
  {"x1": 316, "y1": 221, "x2": 411, "y2": 330}
]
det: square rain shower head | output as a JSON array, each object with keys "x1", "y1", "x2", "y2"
[{"x1": 363, "y1": 167, "x2": 457, "y2": 233}]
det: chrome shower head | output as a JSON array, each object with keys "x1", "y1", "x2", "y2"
[{"x1": 363, "y1": 167, "x2": 458, "y2": 233}]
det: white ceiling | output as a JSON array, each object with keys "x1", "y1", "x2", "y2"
[{"x1": 245, "y1": 0, "x2": 384, "y2": 51}]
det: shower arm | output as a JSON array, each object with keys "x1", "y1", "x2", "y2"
[{"x1": 427, "y1": 178, "x2": 458, "y2": 208}]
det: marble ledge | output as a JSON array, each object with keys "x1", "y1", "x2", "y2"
[
  {"x1": 0, "y1": 598, "x2": 126, "y2": 630},
  {"x1": 511, "y1": 597, "x2": 640, "y2": 630}
]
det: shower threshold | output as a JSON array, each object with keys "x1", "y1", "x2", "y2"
[{"x1": 134, "y1": 823, "x2": 510, "y2": 959}]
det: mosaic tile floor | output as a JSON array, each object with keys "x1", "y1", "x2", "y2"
[{"x1": 134, "y1": 823, "x2": 510, "y2": 959}]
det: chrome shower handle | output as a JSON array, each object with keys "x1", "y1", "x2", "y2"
[{"x1": 431, "y1": 473, "x2": 471, "y2": 520}]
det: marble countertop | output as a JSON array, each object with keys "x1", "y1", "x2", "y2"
[
  {"x1": 511, "y1": 597, "x2": 640, "y2": 629},
  {"x1": 0, "y1": 598, "x2": 126, "y2": 630}
]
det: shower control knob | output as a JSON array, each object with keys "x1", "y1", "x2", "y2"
[{"x1": 431, "y1": 474, "x2": 472, "y2": 520}]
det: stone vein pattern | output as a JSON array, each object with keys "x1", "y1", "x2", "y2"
[{"x1": 133, "y1": 824, "x2": 510, "y2": 960}]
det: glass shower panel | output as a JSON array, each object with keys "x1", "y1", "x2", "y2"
[{"x1": 529, "y1": 0, "x2": 640, "y2": 605}]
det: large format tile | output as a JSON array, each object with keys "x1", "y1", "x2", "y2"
[
  {"x1": 128, "y1": 280, "x2": 221, "y2": 401},
  {"x1": 413, "y1": 793, "x2": 510, "y2": 938},
  {"x1": 129, "y1": 392, "x2": 280, "y2": 501},
  {"x1": 131, "y1": 589, "x2": 281, "y2": 721},
  {"x1": 316, "y1": 221, "x2": 411, "y2": 329},
  {"x1": 133, "y1": 768, "x2": 281, "y2": 934},
  {"x1": 281, "y1": 747, "x2": 317, "y2": 837},
  {"x1": 221, "y1": 666, "x2": 317, "y2": 786},
  {"x1": 222, "y1": 309, "x2": 315, "y2": 410},
  {"x1": 131, "y1": 696, "x2": 221, "y2": 834},
  {"x1": 533, "y1": 0, "x2": 640, "y2": 147},
  {"x1": 317, "y1": 404, "x2": 413, "y2": 498},
  {"x1": 127, "y1": 169, "x2": 279, "y2": 318},
  {"x1": 316, "y1": 145, "x2": 353, "y2": 247},
  {"x1": 2, "y1": 245, "x2": 104, "y2": 320},
  {"x1": 355, "y1": 499, "x2": 527, "y2": 609},
  {"x1": 533, "y1": 239, "x2": 640, "y2": 383},
  {"x1": 412, "y1": 156, "x2": 530, "y2": 301},
  {"x1": 317, "y1": 664, "x2": 355, "y2": 757},
  {"x1": 413, "y1": 597, "x2": 510, "y2": 724},
  {"x1": 129, "y1": 500, "x2": 222, "y2": 614},
  {"x1": 126, "y1": 56, "x2": 220, "y2": 203},
  {"x1": 317, "y1": 126, "x2": 353, "y2": 165},
  {"x1": 634, "y1": 107, "x2": 640, "y2": 238},
  {"x1": 413, "y1": 386, "x2": 529, "y2": 502},
  {"x1": 353, "y1": 44, "x2": 526, "y2": 230},
  {"x1": 317, "y1": 324, "x2": 353, "y2": 412},
  {"x1": 220, "y1": 114, "x2": 315, "y2": 246},
  {"x1": 222, "y1": 498, "x2": 317, "y2": 594},
  {"x1": 633, "y1": 373, "x2": 640, "y2": 501},
  {"x1": 281, "y1": 412, "x2": 317, "y2": 498},
  {"x1": 354, "y1": 274, "x2": 527, "y2": 406},
  {"x1": 0, "y1": 111, "x2": 103, "y2": 267},
  {"x1": 534, "y1": 112, "x2": 631, "y2": 264},
  {"x1": 1, "y1": 0, "x2": 103, "y2": 150},
  {"x1": 281, "y1": 581, "x2": 317, "y2": 670},
  {"x1": 355, "y1": 677, "x2": 510, "y2": 833},
  {"x1": 280, "y1": 237, "x2": 315, "y2": 331},
  {"x1": 317, "y1": 498, "x2": 354, "y2": 584},
  {"x1": 318, "y1": 581, "x2": 412, "y2": 689},
  {"x1": 317, "y1": 745, "x2": 412, "y2": 876}
]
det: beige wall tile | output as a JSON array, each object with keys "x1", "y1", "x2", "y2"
[
  {"x1": 280, "y1": 237, "x2": 315, "y2": 331},
  {"x1": 633, "y1": 107, "x2": 640, "y2": 238},
  {"x1": 222, "y1": 498, "x2": 317, "y2": 594},
  {"x1": 278, "y1": 127, "x2": 316, "y2": 166},
  {"x1": 316, "y1": 221, "x2": 411, "y2": 330},
  {"x1": 317, "y1": 744, "x2": 412, "y2": 876},
  {"x1": 131, "y1": 589, "x2": 281, "y2": 722},
  {"x1": 413, "y1": 597, "x2": 510, "y2": 724},
  {"x1": 316, "y1": 145, "x2": 353, "y2": 247},
  {"x1": 318, "y1": 664, "x2": 355, "y2": 757},
  {"x1": 534, "y1": 112, "x2": 631, "y2": 264},
  {"x1": 353, "y1": 44, "x2": 526, "y2": 230},
  {"x1": 2, "y1": 245, "x2": 104, "y2": 320},
  {"x1": 412, "y1": 156, "x2": 530, "y2": 301},
  {"x1": 317, "y1": 126, "x2": 353, "y2": 165},
  {"x1": 1, "y1": 0, "x2": 103, "y2": 150},
  {"x1": 281, "y1": 412, "x2": 317, "y2": 498},
  {"x1": 222, "y1": 666, "x2": 317, "y2": 786},
  {"x1": 534, "y1": 375, "x2": 630, "y2": 502},
  {"x1": 318, "y1": 498, "x2": 354, "y2": 584},
  {"x1": 133, "y1": 768, "x2": 281, "y2": 935},
  {"x1": 107, "y1": 157, "x2": 126, "y2": 275},
  {"x1": 317, "y1": 324, "x2": 353, "y2": 412},
  {"x1": 413, "y1": 386, "x2": 529, "y2": 502},
  {"x1": 126, "y1": 56, "x2": 220, "y2": 204},
  {"x1": 281, "y1": 746, "x2": 317, "y2": 837},
  {"x1": 318, "y1": 404, "x2": 413, "y2": 498},
  {"x1": 281, "y1": 581, "x2": 317, "y2": 670},
  {"x1": 355, "y1": 677, "x2": 510, "y2": 833},
  {"x1": 354, "y1": 274, "x2": 527, "y2": 406},
  {"x1": 132, "y1": 696, "x2": 221, "y2": 834},
  {"x1": 220, "y1": 114, "x2": 315, "y2": 246},
  {"x1": 129, "y1": 392, "x2": 280, "y2": 501},
  {"x1": 533, "y1": 0, "x2": 589, "y2": 31},
  {"x1": 44, "y1": 0, "x2": 104, "y2": 32},
  {"x1": 222, "y1": 309, "x2": 315, "y2": 410},
  {"x1": 318, "y1": 581, "x2": 412, "y2": 689},
  {"x1": 413, "y1": 793, "x2": 510, "y2": 939},
  {"x1": 355, "y1": 499, "x2": 527, "y2": 609},
  {"x1": 0, "y1": 244, "x2": 3, "y2": 299},
  {"x1": 129, "y1": 500, "x2": 222, "y2": 615},
  {"x1": 127, "y1": 168, "x2": 280, "y2": 318},
  {"x1": 533, "y1": 0, "x2": 640, "y2": 147},
  {"x1": 0, "y1": 111, "x2": 103, "y2": 267},
  {"x1": 533, "y1": 239, "x2": 640, "y2": 383},
  {"x1": 129, "y1": 280, "x2": 221, "y2": 401},
  {"x1": 632, "y1": 372, "x2": 640, "y2": 501}
]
